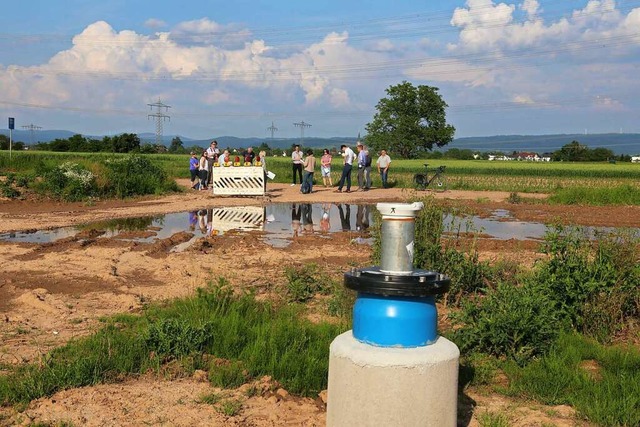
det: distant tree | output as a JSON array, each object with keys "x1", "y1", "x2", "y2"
[
  {"x1": 49, "y1": 138, "x2": 70, "y2": 152},
  {"x1": 140, "y1": 143, "x2": 156, "y2": 154},
  {"x1": 554, "y1": 140, "x2": 588, "y2": 162},
  {"x1": 0, "y1": 135, "x2": 9, "y2": 150},
  {"x1": 444, "y1": 148, "x2": 475, "y2": 160},
  {"x1": 111, "y1": 133, "x2": 141, "y2": 153},
  {"x1": 169, "y1": 136, "x2": 184, "y2": 153},
  {"x1": 588, "y1": 147, "x2": 615, "y2": 162},
  {"x1": 364, "y1": 81, "x2": 455, "y2": 158}
]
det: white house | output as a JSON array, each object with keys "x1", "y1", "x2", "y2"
[{"x1": 632, "y1": 156, "x2": 640, "y2": 163}]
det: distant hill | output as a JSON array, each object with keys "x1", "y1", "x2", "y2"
[
  {"x1": 449, "y1": 133, "x2": 640, "y2": 156},
  {"x1": 2, "y1": 130, "x2": 639, "y2": 155}
]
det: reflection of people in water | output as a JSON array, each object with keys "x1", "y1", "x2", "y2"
[
  {"x1": 301, "y1": 204, "x2": 314, "y2": 234},
  {"x1": 337, "y1": 204, "x2": 351, "y2": 231},
  {"x1": 320, "y1": 203, "x2": 331, "y2": 233},
  {"x1": 197, "y1": 209, "x2": 208, "y2": 234},
  {"x1": 356, "y1": 205, "x2": 371, "y2": 232},
  {"x1": 291, "y1": 204, "x2": 302, "y2": 237},
  {"x1": 189, "y1": 211, "x2": 198, "y2": 231}
]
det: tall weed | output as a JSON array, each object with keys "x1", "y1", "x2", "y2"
[{"x1": 534, "y1": 225, "x2": 640, "y2": 340}]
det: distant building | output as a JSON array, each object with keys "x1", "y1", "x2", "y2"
[
  {"x1": 514, "y1": 151, "x2": 541, "y2": 161},
  {"x1": 488, "y1": 154, "x2": 512, "y2": 161},
  {"x1": 632, "y1": 156, "x2": 640, "y2": 163}
]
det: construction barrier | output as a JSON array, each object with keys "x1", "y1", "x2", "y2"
[{"x1": 211, "y1": 166, "x2": 265, "y2": 196}]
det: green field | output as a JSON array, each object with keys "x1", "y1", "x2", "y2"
[{"x1": 2, "y1": 151, "x2": 640, "y2": 204}]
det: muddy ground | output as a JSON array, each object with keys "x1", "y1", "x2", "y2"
[{"x1": 1, "y1": 181, "x2": 638, "y2": 426}]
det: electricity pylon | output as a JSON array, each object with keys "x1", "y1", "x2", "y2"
[
  {"x1": 293, "y1": 120, "x2": 311, "y2": 146},
  {"x1": 147, "y1": 99, "x2": 171, "y2": 145},
  {"x1": 21, "y1": 124, "x2": 42, "y2": 145},
  {"x1": 267, "y1": 121, "x2": 278, "y2": 139}
]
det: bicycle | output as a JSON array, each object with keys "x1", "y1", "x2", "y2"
[{"x1": 413, "y1": 164, "x2": 447, "y2": 191}]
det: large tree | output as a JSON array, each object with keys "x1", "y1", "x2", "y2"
[{"x1": 364, "y1": 81, "x2": 455, "y2": 158}]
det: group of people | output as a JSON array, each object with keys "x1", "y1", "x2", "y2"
[
  {"x1": 292, "y1": 142, "x2": 392, "y2": 193},
  {"x1": 190, "y1": 140, "x2": 267, "y2": 191}
]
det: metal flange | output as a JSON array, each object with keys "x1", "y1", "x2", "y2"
[{"x1": 344, "y1": 266, "x2": 450, "y2": 297}]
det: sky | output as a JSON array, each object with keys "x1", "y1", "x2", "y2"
[{"x1": 1, "y1": 0, "x2": 640, "y2": 140}]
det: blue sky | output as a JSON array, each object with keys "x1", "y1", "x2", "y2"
[{"x1": 1, "y1": 0, "x2": 640, "y2": 140}]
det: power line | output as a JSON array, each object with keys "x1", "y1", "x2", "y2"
[{"x1": 147, "y1": 99, "x2": 171, "y2": 145}]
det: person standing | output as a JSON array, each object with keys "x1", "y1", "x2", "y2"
[
  {"x1": 243, "y1": 147, "x2": 255, "y2": 164},
  {"x1": 198, "y1": 150, "x2": 209, "y2": 190},
  {"x1": 302, "y1": 149, "x2": 316, "y2": 193},
  {"x1": 320, "y1": 148, "x2": 333, "y2": 188},
  {"x1": 206, "y1": 141, "x2": 219, "y2": 185},
  {"x1": 356, "y1": 143, "x2": 368, "y2": 191},
  {"x1": 189, "y1": 151, "x2": 200, "y2": 189},
  {"x1": 376, "y1": 149, "x2": 392, "y2": 188},
  {"x1": 258, "y1": 150, "x2": 268, "y2": 191},
  {"x1": 363, "y1": 146, "x2": 372, "y2": 190},
  {"x1": 335, "y1": 144, "x2": 355, "y2": 193},
  {"x1": 291, "y1": 145, "x2": 303, "y2": 186}
]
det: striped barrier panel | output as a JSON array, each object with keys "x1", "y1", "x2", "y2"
[{"x1": 211, "y1": 166, "x2": 265, "y2": 196}]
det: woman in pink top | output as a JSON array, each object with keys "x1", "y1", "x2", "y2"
[{"x1": 320, "y1": 148, "x2": 333, "y2": 188}]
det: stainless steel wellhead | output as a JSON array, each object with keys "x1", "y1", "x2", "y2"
[{"x1": 376, "y1": 202, "x2": 424, "y2": 274}]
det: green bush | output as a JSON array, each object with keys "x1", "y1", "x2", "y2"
[
  {"x1": 533, "y1": 225, "x2": 640, "y2": 340},
  {"x1": 0, "y1": 181, "x2": 20, "y2": 199},
  {"x1": 103, "y1": 155, "x2": 178, "y2": 198},
  {"x1": 452, "y1": 282, "x2": 562, "y2": 365},
  {"x1": 39, "y1": 162, "x2": 98, "y2": 201},
  {"x1": 284, "y1": 263, "x2": 331, "y2": 302}
]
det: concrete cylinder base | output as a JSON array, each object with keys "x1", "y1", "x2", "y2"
[{"x1": 326, "y1": 331, "x2": 460, "y2": 427}]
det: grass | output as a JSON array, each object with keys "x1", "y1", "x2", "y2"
[
  {"x1": 503, "y1": 333, "x2": 640, "y2": 427},
  {"x1": 0, "y1": 283, "x2": 346, "y2": 405}
]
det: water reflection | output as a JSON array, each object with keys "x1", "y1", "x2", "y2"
[{"x1": 1, "y1": 204, "x2": 637, "y2": 247}]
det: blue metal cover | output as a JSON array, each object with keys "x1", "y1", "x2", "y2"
[{"x1": 352, "y1": 293, "x2": 438, "y2": 347}]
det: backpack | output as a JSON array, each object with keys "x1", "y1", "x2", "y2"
[
  {"x1": 300, "y1": 181, "x2": 311, "y2": 194},
  {"x1": 364, "y1": 153, "x2": 372, "y2": 167}
]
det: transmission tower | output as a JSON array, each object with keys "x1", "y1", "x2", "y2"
[
  {"x1": 147, "y1": 99, "x2": 171, "y2": 145},
  {"x1": 21, "y1": 124, "x2": 42, "y2": 145},
  {"x1": 293, "y1": 120, "x2": 312, "y2": 146},
  {"x1": 267, "y1": 121, "x2": 278, "y2": 139}
]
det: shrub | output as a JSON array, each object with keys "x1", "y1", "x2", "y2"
[
  {"x1": 284, "y1": 263, "x2": 331, "y2": 302},
  {"x1": 102, "y1": 155, "x2": 179, "y2": 198},
  {"x1": 40, "y1": 162, "x2": 97, "y2": 201},
  {"x1": 452, "y1": 282, "x2": 562, "y2": 365},
  {"x1": 533, "y1": 225, "x2": 640, "y2": 340}
]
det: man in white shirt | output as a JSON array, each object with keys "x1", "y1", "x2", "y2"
[
  {"x1": 335, "y1": 144, "x2": 356, "y2": 192},
  {"x1": 206, "y1": 141, "x2": 220, "y2": 185},
  {"x1": 291, "y1": 145, "x2": 303, "y2": 186},
  {"x1": 376, "y1": 149, "x2": 392, "y2": 188}
]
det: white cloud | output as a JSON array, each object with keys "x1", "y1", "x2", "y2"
[{"x1": 520, "y1": 0, "x2": 541, "y2": 19}]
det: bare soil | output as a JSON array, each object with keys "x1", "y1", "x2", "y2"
[{"x1": 2, "y1": 181, "x2": 635, "y2": 426}]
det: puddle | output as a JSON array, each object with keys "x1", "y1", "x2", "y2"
[{"x1": 1, "y1": 204, "x2": 636, "y2": 249}]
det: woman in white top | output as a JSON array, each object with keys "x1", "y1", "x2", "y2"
[{"x1": 198, "y1": 150, "x2": 209, "y2": 190}]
